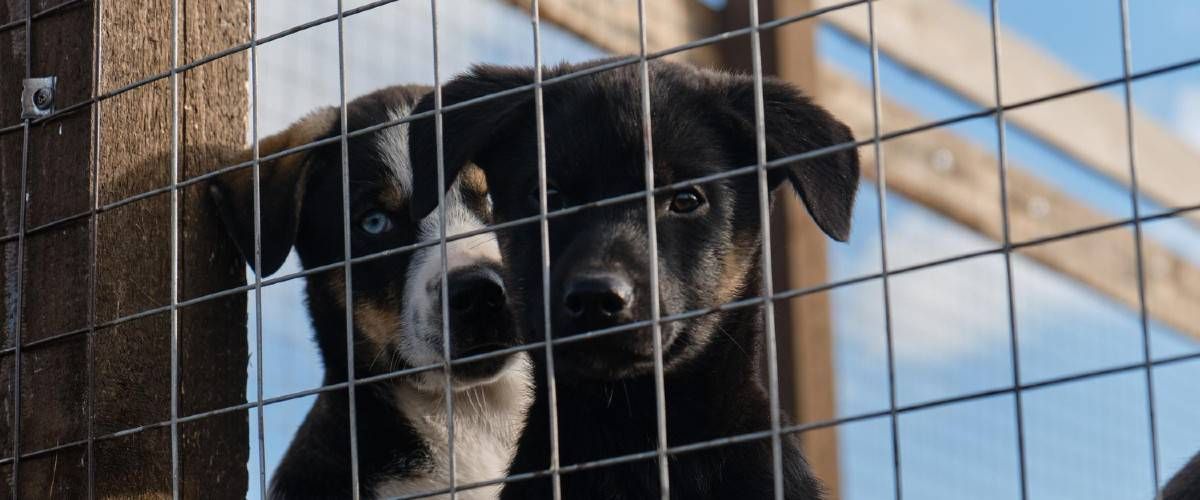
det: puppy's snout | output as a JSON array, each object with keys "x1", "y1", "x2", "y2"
[
  {"x1": 448, "y1": 268, "x2": 505, "y2": 316},
  {"x1": 442, "y1": 264, "x2": 521, "y2": 377},
  {"x1": 447, "y1": 266, "x2": 506, "y2": 320},
  {"x1": 563, "y1": 273, "x2": 634, "y2": 325}
]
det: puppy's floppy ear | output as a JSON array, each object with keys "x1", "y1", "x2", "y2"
[
  {"x1": 208, "y1": 107, "x2": 337, "y2": 276},
  {"x1": 721, "y1": 75, "x2": 860, "y2": 242},
  {"x1": 409, "y1": 64, "x2": 535, "y2": 221}
]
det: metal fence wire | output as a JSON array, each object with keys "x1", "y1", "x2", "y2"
[{"x1": 4, "y1": 0, "x2": 1200, "y2": 499}]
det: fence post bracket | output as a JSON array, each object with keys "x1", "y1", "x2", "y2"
[{"x1": 20, "y1": 76, "x2": 57, "y2": 119}]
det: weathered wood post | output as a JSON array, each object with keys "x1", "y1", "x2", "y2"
[
  {"x1": 0, "y1": 0, "x2": 249, "y2": 497},
  {"x1": 722, "y1": 0, "x2": 842, "y2": 496}
]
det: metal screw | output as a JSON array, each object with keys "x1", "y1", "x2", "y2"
[
  {"x1": 21, "y1": 76, "x2": 56, "y2": 119},
  {"x1": 32, "y1": 88, "x2": 52, "y2": 109},
  {"x1": 1027, "y1": 196, "x2": 1051, "y2": 218},
  {"x1": 930, "y1": 148, "x2": 956, "y2": 174}
]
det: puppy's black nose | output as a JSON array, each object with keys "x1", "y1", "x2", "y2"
[
  {"x1": 446, "y1": 265, "x2": 518, "y2": 379},
  {"x1": 563, "y1": 274, "x2": 633, "y2": 322},
  {"x1": 447, "y1": 267, "x2": 506, "y2": 317}
]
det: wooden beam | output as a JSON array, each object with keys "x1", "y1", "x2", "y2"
[
  {"x1": 812, "y1": 0, "x2": 1200, "y2": 222},
  {"x1": 819, "y1": 66, "x2": 1200, "y2": 342},
  {"x1": 95, "y1": 0, "x2": 251, "y2": 495},
  {"x1": 0, "y1": 0, "x2": 249, "y2": 497},
  {"x1": 505, "y1": 0, "x2": 722, "y2": 65},
  {"x1": 762, "y1": 1, "x2": 843, "y2": 498}
]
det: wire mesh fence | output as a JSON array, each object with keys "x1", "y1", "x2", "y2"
[{"x1": 3, "y1": 0, "x2": 1200, "y2": 499}]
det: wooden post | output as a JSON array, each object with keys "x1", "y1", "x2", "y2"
[
  {"x1": 767, "y1": 2, "x2": 843, "y2": 497},
  {"x1": 721, "y1": 0, "x2": 842, "y2": 497},
  {"x1": 0, "y1": 0, "x2": 248, "y2": 497}
]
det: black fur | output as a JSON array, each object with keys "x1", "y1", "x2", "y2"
[
  {"x1": 1164, "y1": 450, "x2": 1200, "y2": 500},
  {"x1": 410, "y1": 59, "x2": 859, "y2": 499}
]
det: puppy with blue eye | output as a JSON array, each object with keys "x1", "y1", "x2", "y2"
[{"x1": 209, "y1": 85, "x2": 532, "y2": 499}]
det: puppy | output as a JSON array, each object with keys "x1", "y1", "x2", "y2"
[
  {"x1": 1164, "y1": 450, "x2": 1200, "y2": 500},
  {"x1": 409, "y1": 60, "x2": 858, "y2": 499},
  {"x1": 209, "y1": 85, "x2": 531, "y2": 499}
]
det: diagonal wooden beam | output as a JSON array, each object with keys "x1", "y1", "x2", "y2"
[
  {"x1": 504, "y1": 0, "x2": 722, "y2": 65},
  {"x1": 812, "y1": 0, "x2": 1200, "y2": 223},
  {"x1": 819, "y1": 66, "x2": 1200, "y2": 342}
]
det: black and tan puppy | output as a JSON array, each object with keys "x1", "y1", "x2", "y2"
[
  {"x1": 409, "y1": 60, "x2": 858, "y2": 499},
  {"x1": 210, "y1": 85, "x2": 531, "y2": 499}
]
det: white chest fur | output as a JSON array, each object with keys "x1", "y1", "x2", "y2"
[{"x1": 373, "y1": 354, "x2": 532, "y2": 500}]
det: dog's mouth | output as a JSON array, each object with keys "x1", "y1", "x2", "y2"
[
  {"x1": 448, "y1": 340, "x2": 520, "y2": 381},
  {"x1": 456, "y1": 341, "x2": 515, "y2": 358},
  {"x1": 551, "y1": 324, "x2": 680, "y2": 380}
]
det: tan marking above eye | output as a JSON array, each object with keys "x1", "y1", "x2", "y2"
[
  {"x1": 459, "y1": 164, "x2": 488, "y2": 195},
  {"x1": 378, "y1": 183, "x2": 406, "y2": 212}
]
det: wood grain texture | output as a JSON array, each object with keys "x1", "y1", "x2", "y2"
[
  {"x1": 1, "y1": 0, "x2": 249, "y2": 497},
  {"x1": 721, "y1": 1, "x2": 843, "y2": 494},
  {"x1": 0, "y1": 2, "x2": 96, "y2": 498},
  {"x1": 97, "y1": 0, "x2": 250, "y2": 497},
  {"x1": 764, "y1": 1, "x2": 842, "y2": 496}
]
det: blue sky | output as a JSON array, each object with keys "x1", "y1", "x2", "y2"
[
  {"x1": 244, "y1": 1, "x2": 1200, "y2": 499},
  {"x1": 819, "y1": 2, "x2": 1200, "y2": 499}
]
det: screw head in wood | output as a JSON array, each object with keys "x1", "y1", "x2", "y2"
[{"x1": 32, "y1": 88, "x2": 53, "y2": 109}]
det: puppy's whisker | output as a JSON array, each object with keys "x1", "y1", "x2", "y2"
[
  {"x1": 367, "y1": 346, "x2": 387, "y2": 371},
  {"x1": 463, "y1": 235, "x2": 499, "y2": 251},
  {"x1": 470, "y1": 388, "x2": 485, "y2": 417},
  {"x1": 621, "y1": 381, "x2": 633, "y2": 419},
  {"x1": 386, "y1": 347, "x2": 403, "y2": 373},
  {"x1": 718, "y1": 325, "x2": 748, "y2": 357}
]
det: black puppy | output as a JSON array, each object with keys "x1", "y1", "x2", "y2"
[
  {"x1": 409, "y1": 60, "x2": 858, "y2": 498},
  {"x1": 1164, "y1": 450, "x2": 1200, "y2": 500},
  {"x1": 211, "y1": 85, "x2": 531, "y2": 499}
]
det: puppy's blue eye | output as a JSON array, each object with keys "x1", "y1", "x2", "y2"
[{"x1": 359, "y1": 211, "x2": 393, "y2": 235}]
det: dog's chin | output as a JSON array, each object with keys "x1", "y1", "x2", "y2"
[
  {"x1": 402, "y1": 314, "x2": 523, "y2": 391},
  {"x1": 407, "y1": 353, "x2": 521, "y2": 393},
  {"x1": 559, "y1": 355, "x2": 658, "y2": 381},
  {"x1": 551, "y1": 326, "x2": 678, "y2": 381},
  {"x1": 449, "y1": 351, "x2": 518, "y2": 388}
]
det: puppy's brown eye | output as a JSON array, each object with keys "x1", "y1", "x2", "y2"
[{"x1": 669, "y1": 188, "x2": 705, "y2": 213}]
